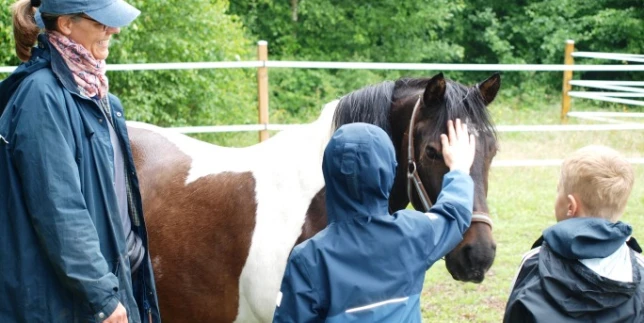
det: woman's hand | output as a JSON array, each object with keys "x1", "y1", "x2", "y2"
[{"x1": 104, "y1": 302, "x2": 128, "y2": 323}]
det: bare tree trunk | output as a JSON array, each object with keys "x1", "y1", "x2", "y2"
[{"x1": 291, "y1": 0, "x2": 298, "y2": 22}]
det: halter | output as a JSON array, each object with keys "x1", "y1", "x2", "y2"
[{"x1": 405, "y1": 96, "x2": 493, "y2": 230}]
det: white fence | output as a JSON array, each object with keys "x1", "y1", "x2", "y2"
[
  {"x1": 2, "y1": 41, "x2": 642, "y2": 166},
  {"x1": 562, "y1": 42, "x2": 644, "y2": 122},
  {"x1": 6, "y1": 61, "x2": 644, "y2": 74}
]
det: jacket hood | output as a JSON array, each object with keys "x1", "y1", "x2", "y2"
[
  {"x1": 322, "y1": 123, "x2": 397, "y2": 223},
  {"x1": 539, "y1": 218, "x2": 640, "y2": 316},
  {"x1": 543, "y1": 217, "x2": 632, "y2": 259}
]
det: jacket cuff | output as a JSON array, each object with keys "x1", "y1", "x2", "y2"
[
  {"x1": 94, "y1": 296, "x2": 120, "y2": 322},
  {"x1": 447, "y1": 169, "x2": 469, "y2": 177}
]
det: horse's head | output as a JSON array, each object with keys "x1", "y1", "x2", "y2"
[
  {"x1": 330, "y1": 73, "x2": 499, "y2": 282},
  {"x1": 389, "y1": 73, "x2": 500, "y2": 283}
]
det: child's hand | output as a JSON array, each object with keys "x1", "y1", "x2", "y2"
[{"x1": 440, "y1": 119, "x2": 476, "y2": 174}]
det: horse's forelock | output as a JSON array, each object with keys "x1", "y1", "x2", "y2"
[{"x1": 404, "y1": 79, "x2": 496, "y2": 141}]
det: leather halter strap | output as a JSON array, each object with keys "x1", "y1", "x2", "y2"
[{"x1": 405, "y1": 96, "x2": 493, "y2": 230}]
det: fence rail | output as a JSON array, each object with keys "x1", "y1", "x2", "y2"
[
  {"x1": 492, "y1": 158, "x2": 644, "y2": 167},
  {"x1": 171, "y1": 122, "x2": 644, "y2": 134},
  {"x1": 3, "y1": 40, "x2": 642, "y2": 138},
  {"x1": 562, "y1": 41, "x2": 644, "y2": 121},
  {"x1": 3, "y1": 61, "x2": 644, "y2": 74}
]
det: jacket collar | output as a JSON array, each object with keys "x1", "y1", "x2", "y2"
[{"x1": 38, "y1": 33, "x2": 83, "y2": 97}]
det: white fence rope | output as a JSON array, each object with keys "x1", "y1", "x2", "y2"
[
  {"x1": 568, "y1": 81, "x2": 644, "y2": 93},
  {"x1": 569, "y1": 81, "x2": 644, "y2": 86},
  {"x1": 572, "y1": 52, "x2": 644, "y2": 63},
  {"x1": 568, "y1": 92, "x2": 644, "y2": 107},
  {"x1": 567, "y1": 112, "x2": 644, "y2": 118},
  {"x1": 495, "y1": 123, "x2": 644, "y2": 131},
  {"x1": 565, "y1": 114, "x2": 627, "y2": 124},
  {"x1": 170, "y1": 122, "x2": 644, "y2": 134},
  {"x1": 4, "y1": 61, "x2": 644, "y2": 73},
  {"x1": 568, "y1": 92, "x2": 644, "y2": 98},
  {"x1": 492, "y1": 158, "x2": 644, "y2": 167}
]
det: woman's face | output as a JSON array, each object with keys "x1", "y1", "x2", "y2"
[{"x1": 67, "y1": 16, "x2": 120, "y2": 60}]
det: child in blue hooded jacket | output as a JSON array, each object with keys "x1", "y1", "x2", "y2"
[{"x1": 273, "y1": 119, "x2": 477, "y2": 322}]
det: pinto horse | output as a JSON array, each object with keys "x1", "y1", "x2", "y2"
[{"x1": 127, "y1": 72, "x2": 500, "y2": 323}]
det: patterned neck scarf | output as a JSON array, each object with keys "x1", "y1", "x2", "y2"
[{"x1": 47, "y1": 31, "x2": 109, "y2": 99}]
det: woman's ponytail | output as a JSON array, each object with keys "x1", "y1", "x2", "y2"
[{"x1": 11, "y1": 0, "x2": 41, "y2": 62}]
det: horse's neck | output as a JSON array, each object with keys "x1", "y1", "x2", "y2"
[{"x1": 255, "y1": 100, "x2": 337, "y2": 164}]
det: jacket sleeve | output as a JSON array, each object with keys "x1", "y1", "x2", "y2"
[
  {"x1": 503, "y1": 249, "x2": 540, "y2": 323},
  {"x1": 420, "y1": 170, "x2": 474, "y2": 266},
  {"x1": 273, "y1": 254, "x2": 323, "y2": 323},
  {"x1": 10, "y1": 81, "x2": 120, "y2": 318}
]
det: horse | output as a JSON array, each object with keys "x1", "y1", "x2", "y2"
[{"x1": 127, "y1": 72, "x2": 501, "y2": 323}]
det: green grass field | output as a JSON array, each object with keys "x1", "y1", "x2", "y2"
[{"x1": 420, "y1": 100, "x2": 644, "y2": 322}]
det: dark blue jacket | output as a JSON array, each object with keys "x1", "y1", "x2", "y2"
[
  {"x1": 0, "y1": 35, "x2": 160, "y2": 323},
  {"x1": 504, "y1": 218, "x2": 644, "y2": 323},
  {"x1": 272, "y1": 123, "x2": 473, "y2": 322}
]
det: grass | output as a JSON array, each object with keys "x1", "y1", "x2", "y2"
[{"x1": 420, "y1": 99, "x2": 644, "y2": 322}]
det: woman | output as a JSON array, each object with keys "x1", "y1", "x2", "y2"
[{"x1": 0, "y1": 0, "x2": 160, "y2": 322}]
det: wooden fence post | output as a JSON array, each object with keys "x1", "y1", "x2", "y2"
[
  {"x1": 257, "y1": 40, "x2": 269, "y2": 142},
  {"x1": 561, "y1": 40, "x2": 575, "y2": 122}
]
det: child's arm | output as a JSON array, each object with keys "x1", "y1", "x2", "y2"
[
  {"x1": 419, "y1": 119, "x2": 476, "y2": 264},
  {"x1": 273, "y1": 254, "x2": 323, "y2": 323},
  {"x1": 420, "y1": 170, "x2": 474, "y2": 264}
]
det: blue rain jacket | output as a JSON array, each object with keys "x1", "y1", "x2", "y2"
[
  {"x1": 0, "y1": 35, "x2": 160, "y2": 323},
  {"x1": 273, "y1": 123, "x2": 473, "y2": 322}
]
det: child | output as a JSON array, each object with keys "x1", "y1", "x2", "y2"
[
  {"x1": 504, "y1": 145, "x2": 643, "y2": 322},
  {"x1": 273, "y1": 119, "x2": 476, "y2": 322}
]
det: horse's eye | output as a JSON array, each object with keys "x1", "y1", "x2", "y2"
[{"x1": 425, "y1": 146, "x2": 442, "y2": 160}]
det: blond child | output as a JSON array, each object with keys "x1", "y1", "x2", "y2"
[{"x1": 503, "y1": 145, "x2": 642, "y2": 322}]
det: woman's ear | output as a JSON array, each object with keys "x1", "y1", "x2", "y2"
[{"x1": 56, "y1": 16, "x2": 74, "y2": 36}]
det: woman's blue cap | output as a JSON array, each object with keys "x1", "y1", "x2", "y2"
[{"x1": 35, "y1": 0, "x2": 140, "y2": 28}]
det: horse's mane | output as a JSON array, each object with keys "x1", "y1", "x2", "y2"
[
  {"x1": 332, "y1": 77, "x2": 496, "y2": 140},
  {"x1": 332, "y1": 81, "x2": 395, "y2": 135}
]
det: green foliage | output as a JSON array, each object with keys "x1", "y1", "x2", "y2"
[
  {"x1": 0, "y1": 0, "x2": 20, "y2": 66},
  {"x1": 231, "y1": 0, "x2": 466, "y2": 62},
  {"x1": 108, "y1": 0, "x2": 256, "y2": 139}
]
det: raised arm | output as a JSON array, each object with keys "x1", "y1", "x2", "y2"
[{"x1": 421, "y1": 119, "x2": 476, "y2": 264}]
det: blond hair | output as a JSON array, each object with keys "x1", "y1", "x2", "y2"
[{"x1": 560, "y1": 145, "x2": 634, "y2": 222}]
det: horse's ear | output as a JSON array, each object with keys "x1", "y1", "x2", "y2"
[
  {"x1": 477, "y1": 73, "x2": 501, "y2": 105},
  {"x1": 423, "y1": 73, "x2": 446, "y2": 107}
]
